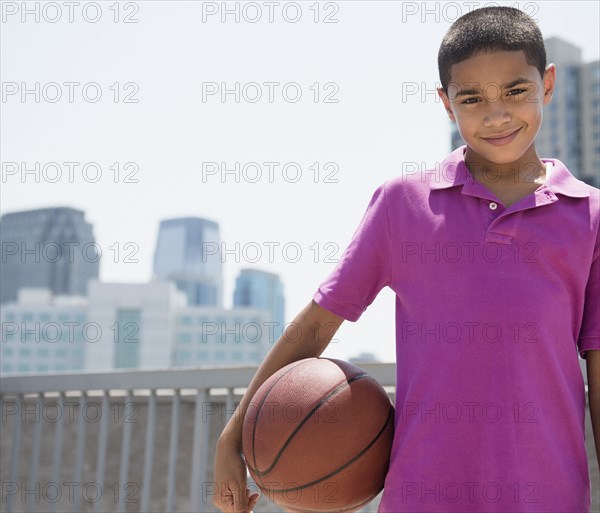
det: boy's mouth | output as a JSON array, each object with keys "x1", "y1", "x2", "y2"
[{"x1": 481, "y1": 126, "x2": 522, "y2": 145}]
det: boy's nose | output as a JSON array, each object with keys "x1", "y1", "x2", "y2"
[{"x1": 483, "y1": 106, "x2": 512, "y2": 127}]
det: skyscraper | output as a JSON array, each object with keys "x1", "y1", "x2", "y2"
[
  {"x1": 152, "y1": 217, "x2": 223, "y2": 307},
  {"x1": 580, "y1": 59, "x2": 600, "y2": 187},
  {"x1": 537, "y1": 38, "x2": 583, "y2": 179},
  {"x1": 0, "y1": 207, "x2": 99, "y2": 304},
  {"x1": 233, "y1": 268, "x2": 285, "y2": 343},
  {"x1": 450, "y1": 36, "x2": 600, "y2": 188}
]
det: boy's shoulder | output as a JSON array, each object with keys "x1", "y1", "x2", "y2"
[
  {"x1": 540, "y1": 154, "x2": 600, "y2": 213},
  {"x1": 378, "y1": 145, "x2": 473, "y2": 198}
]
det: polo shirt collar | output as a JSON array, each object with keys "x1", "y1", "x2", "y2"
[{"x1": 430, "y1": 145, "x2": 590, "y2": 198}]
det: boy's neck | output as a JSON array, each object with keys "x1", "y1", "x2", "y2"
[{"x1": 464, "y1": 144, "x2": 547, "y2": 187}]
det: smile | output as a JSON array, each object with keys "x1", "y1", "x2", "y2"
[{"x1": 481, "y1": 127, "x2": 522, "y2": 146}]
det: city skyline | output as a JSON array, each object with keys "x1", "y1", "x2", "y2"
[
  {"x1": 0, "y1": 207, "x2": 290, "y2": 374},
  {"x1": 3, "y1": 1, "x2": 599, "y2": 364}
]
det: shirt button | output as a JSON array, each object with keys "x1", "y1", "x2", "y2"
[{"x1": 489, "y1": 202, "x2": 498, "y2": 210}]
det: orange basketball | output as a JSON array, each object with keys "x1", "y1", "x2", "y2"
[{"x1": 242, "y1": 357, "x2": 394, "y2": 512}]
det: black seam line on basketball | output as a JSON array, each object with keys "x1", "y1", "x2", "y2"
[
  {"x1": 251, "y1": 359, "x2": 312, "y2": 487},
  {"x1": 259, "y1": 404, "x2": 392, "y2": 492},
  {"x1": 250, "y1": 358, "x2": 316, "y2": 485},
  {"x1": 281, "y1": 488, "x2": 382, "y2": 513},
  {"x1": 248, "y1": 372, "x2": 369, "y2": 477}
]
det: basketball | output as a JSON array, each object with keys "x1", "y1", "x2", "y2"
[{"x1": 242, "y1": 357, "x2": 395, "y2": 512}]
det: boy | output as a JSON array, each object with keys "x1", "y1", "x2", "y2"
[{"x1": 213, "y1": 6, "x2": 600, "y2": 513}]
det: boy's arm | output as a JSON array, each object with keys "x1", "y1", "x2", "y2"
[
  {"x1": 587, "y1": 350, "x2": 600, "y2": 473},
  {"x1": 218, "y1": 299, "x2": 345, "y2": 446},
  {"x1": 213, "y1": 300, "x2": 345, "y2": 513}
]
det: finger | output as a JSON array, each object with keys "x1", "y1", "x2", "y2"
[{"x1": 248, "y1": 491, "x2": 261, "y2": 505}]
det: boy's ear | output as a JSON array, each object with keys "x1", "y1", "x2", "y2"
[
  {"x1": 437, "y1": 87, "x2": 456, "y2": 122},
  {"x1": 542, "y1": 63, "x2": 556, "y2": 106}
]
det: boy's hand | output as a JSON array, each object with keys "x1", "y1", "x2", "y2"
[{"x1": 213, "y1": 436, "x2": 261, "y2": 513}]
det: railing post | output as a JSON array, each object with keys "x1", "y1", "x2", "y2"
[
  {"x1": 226, "y1": 387, "x2": 236, "y2": 423},
  {"x1": 94, "y1": 391, "x2": 109, "y2": 513},
  {"x1": 190, "y1": 388, "x2": 210, "y2": 512},
  {"x1": 166, "y1": 389, "x2": 181, "y2": 512},
  {"x1": 117, "y1": 390, "x2": 133, "y2": 513},
  {"x1": 28, "y1": 393, "x2": 43, "y2": 510},
  {"x1": 141, "y1": 390, "x2": 156, "y2": 512},
  {"x1": 71, "y1": 392, "x2": 88, "y2": 513},
  {"x1": 7, "y1": 393, "x2": 22, "y2": 513},
  {"x1": 50, "y1": 392, "x2": 65, "y2": 513}
]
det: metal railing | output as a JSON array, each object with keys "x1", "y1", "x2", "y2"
[{"x1": 0, "y1": 362, "x2": 397, "y2": 513}]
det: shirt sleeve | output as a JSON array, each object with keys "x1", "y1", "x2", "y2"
[
  {"x1": 312, "y1": 181, "x2": 392, "y2": 322},
  {"x1": 577, "y1": 236, "x2": 600, "y2": 359}
]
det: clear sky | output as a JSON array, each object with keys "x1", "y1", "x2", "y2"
[{"x1": 2, "y1": 0, "x2": 599, "y2": 363}]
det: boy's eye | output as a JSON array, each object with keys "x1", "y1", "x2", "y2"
[
  {"x1": 461, "y1": 88, "x2": 528, "y2": 105},
  {"x1": 505, "y1": 88, "x2": 529, "y2": 103}
]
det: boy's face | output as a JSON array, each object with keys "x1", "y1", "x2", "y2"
[{"x1": 437, "y1": 50, "x2": 556, "y2": 166}]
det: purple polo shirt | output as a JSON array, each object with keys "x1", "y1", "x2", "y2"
[{"x1": 313, "y1": 145, "x2": 600, "y2": 512}]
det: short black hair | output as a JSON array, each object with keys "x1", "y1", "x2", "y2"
[{"x1": 438, "y1": 6, "x2": 547, "y2": 96}]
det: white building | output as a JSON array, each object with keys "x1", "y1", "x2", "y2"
[
  {"x1": 84, "y1": 280, "x2": 185, "y2": 371},
  {"x1": 1, "y1": 288, "x2": 88, "y2": 374},
  {"x1": 172, "y1": 306, "x2": 272, "y2": 368},
  {"x1": 1, "y1": 280, "x2": 278, "y2": 374}
]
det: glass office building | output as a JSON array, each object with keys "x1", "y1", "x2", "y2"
[
  {"x1": 233, "y1": 268, "x2": 285, "y2": 343},
  {"x1": 0, "y1": 207, "x2": 99, "y2": 304},
  {"x1": 153, "y1": 217, "x2": 224, "y2": 307}
]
